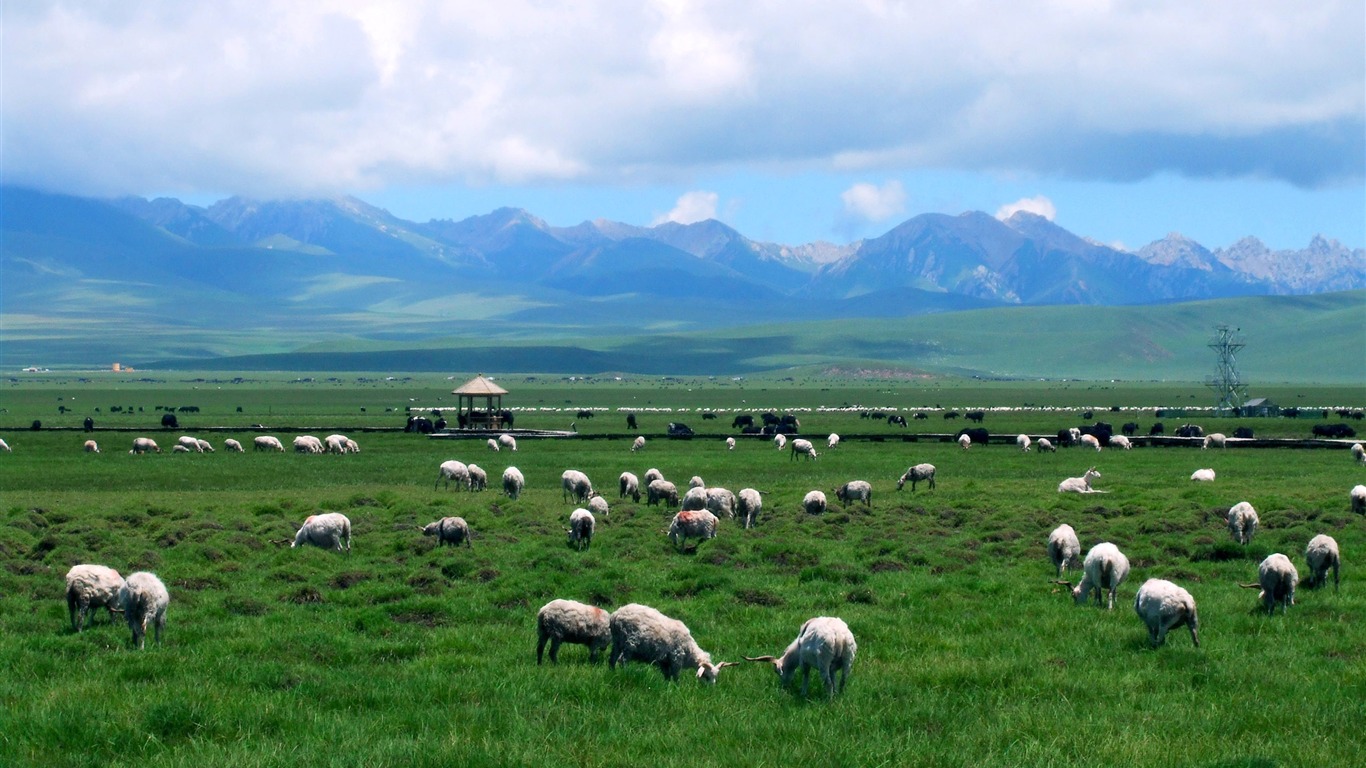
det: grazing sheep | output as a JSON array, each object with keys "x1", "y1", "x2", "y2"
[
  {"x1": 1352, "y1": 484, "x2": 1366, "y2": 515},
  {"x1": 737, "y1": 488, "x2": 762, "y2": 529},
  {"x1": 83, "y1": 439, "x2": 100, "y2": 453},
  {"x1": 537, "y1": 599, "x2": 611, "y2": 664},
  {"x1": 681, "y1": 486, "x2": 709, "y2": 511},
  {"x1": 688, "y1": 475, "x2": 706, "y2": 490},
  {"x1": 1191, "y1": 468, "x2": 1216, "y2": 482},
  {"x1": 668, "y1": 509, "x2": 718, "y2": 550},
  {"x1": 1108, "y1": 434, "x2": 1132, "y2": 450},
  {"x1": 1064, "y1": 542, "x2": 1130, "y2": 610},
  {"x1": 422, "y1": 516, "x2": 472, "y2": 548},
  {"x1": 834, "y1": 480, "x2": 872, "y2": 508},
  {"x1": 608, "y1": 603, "x2": 735, "y2": 683},
  {"x1": 1016, "y1": 434, "x2": 1031, "y2": 452},
  {"x1": 631, "y1": 435, "x2": 646, "y2": 452},
  {"x1": 643, "y1": 468, "x2": 664, "y2": 485},
  {"x1": 194, "y1": 438, "x2": 214, "y2": 453},
  {"x1": 293, "y1": 435, "x2": 324, "y2": 454},
  {"x1": 487, "y1": 438, "x2": 500, "y2": 452},
  {"x1": 561, "y1": 469, "x2": 593, "y2": 503},
  {"x1": 774, "y1": 433, "x2": 787, "y2": 450},
  {"x1": 705, "y1": 487, "x2": 737, "y2": 519},
  {"x1": 725, "y1": 436, "x2": 735, "y2": 451},
  {"x1": 436, "y1": 460, "x2": 471, "y2": 490},
  {"x1": 802, "y1": 490, "x2": 827, "y2": 515},
  {"x1": 498, "y1": 433, "x2": 517, "y2": 451},
  {"x1": 1058, "y1": 467, "x2": 1103, "y2": 493},
  {"x1": 224, "y1": 438, "x2": 244, "y2": 453},
  {"x1": 958, "y1": 433, "x2": 972, "y2": 450},
  {"x1": 65, "y1": 564, "x2": 124, "y2": 632},
  {"x1": 502, "y1": 466, "x2": 525, "y2": 499},
  {"x1": 1080, "y1": 434, "x2": 1102, "y2": 452},
  {"x1": 117, "y1": 572, "x2": 170, "y2": 649},
  {"x1": 587, "y1": 493, "x2": 610, "y2": 523},
  {"x1": 1047, "y1": 524, "x2": 1081, "y2": 579},
  {"x1": 619, "y1": 471, "x2": 641, "y2": 502},
  {"x1": 178, "y1": 435, "x2": 205, "y2": 453},
  {"x1": 790, "y1": 439, "x2": 818, "y2": 461},
  {"x1": 130, "y1": 437, "x2": 160, "y2": 454},
  {"x1": 1243, "y1": 553, "x2": 1298, "y2": 615},
  {"x1": 745, "y1": 616, "x2": 857, "y2": 699},
  {"x1": 292, "y1": 512, "x2": 352, "y2": 553},
  {"x1": 172, "y1": 445, "x2": 192, "y2": 453},
  {"x1": 324, "y1": 434, "x2": 351, "y2": 454},
  {"x1": 827, "y1": 433, "x2": 840, "y2": 450},
  {"x1": 253, "y1": 435, "x2": 285, "y2": 452},
  {"x1": 1351, "y1": 442, "x2": 1365, "y2": 464},
  {"x1": 1304, "y1": 535, "x2": 1339, "y2": 591},
  {"x1": 1036, "y1": 437, "x2": 1056, "y2": 453},
  {"x1": 647, "y1": 479, "x2": 680, "y2": 507},
  {"x1": 467, "y1": 464, "x2": 488, "y2": 491},
  {"x1": 1133, "y1": 579, "x2": 1199, "y2": 648},
  {"x1": 567, "y1": 509, "x2": 595, "y2": 550},
  {"x1": 1226, "y1": 502, "x2": 1258, "y2": 545},
  {"x1": 1203, "y1": 433, "x2": 1227, "y2": 449},
  {"x1": 897, "y1": 463, "x2": 937, "y2": 491}
]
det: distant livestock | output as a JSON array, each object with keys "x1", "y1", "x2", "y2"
[
  {"x1": 1304, "y1": 534, "x2": 1340, "y2": 591},
  {"x1": 1190, "y1": 468, "x2": 1216, "y2": 482},
  {"x1": 834, "y1": 480, "x2": 872, "y2": 508},
  {"x1": 790, "y1": 439, "x2": 818, "y2": 460},
  {"x1": 1058, "y1": 467, "x2": 1102, "y2": 493},
  {"x1": 83, "y1": 439, "x2": 100, "y2": 453},
  {"x1": 291, "y1": 513, "x2": 352, "y2": 553},
  {"x1": 130, "y1": 437, "x2": 160, "y2": 454},
  {"x1": 253, "y1": 436, "x2": 285, "y2": 452},
  {"x1": 422, "y1": 516, "x2": 472, "y2": 548},
  {"x1": 502, "y1": 467, "x2": 525, "y2": 499},
  {"x1": 897, "y1": 464, "x2": 936, "y2": 492},
  {"x1": 1047, "y1": 524, "x2": 1081, "y2": 579},
  {"x1": 668, "y1": 510, "x2": 718, "y2": 551}
]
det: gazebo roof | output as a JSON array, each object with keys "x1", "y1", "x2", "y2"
[{"x1": 452, "y1": 374, "x2": 508, "y2": 396}]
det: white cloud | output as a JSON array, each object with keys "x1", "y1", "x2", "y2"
[
  {"x1": 654, "y1": 190, "x2": 719, "y2": 225},
  {"x1": 841, "y1": 181, "x2": 906, "y2": 223},
  {"x1": 995, "y1": 195, "x2": 1057, "y2": 222}
]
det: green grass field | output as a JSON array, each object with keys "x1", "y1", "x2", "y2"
[{"x1": 1, "y1": 376, "x2": 1364, "y2": 767}]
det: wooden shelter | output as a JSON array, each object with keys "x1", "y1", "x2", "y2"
[{"x1": 452, "y1": 374, "x2": 509, "y2": 429}]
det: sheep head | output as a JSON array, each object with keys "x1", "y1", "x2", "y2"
[{"x1": 696, "y1": 661, "x2": 738, "y2": 684}]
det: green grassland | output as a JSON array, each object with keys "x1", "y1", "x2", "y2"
[{"x1": 1, "y1": 377, "x2": 1364, "y2": 767}]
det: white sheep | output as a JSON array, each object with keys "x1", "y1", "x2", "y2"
[
  {"x1": 0, "y1": 438, "x2": 9, "y2": 452},
  {"x1": 1047, "y1": 524, "x2": 1081, "y2": 579},
  {"x1": 725, "y1": 437, "x2": 735, "y2": 451},
  {"x1": 737, "y1": 488, "x2": 762, "y2": 529},
  {"x1": 466, "y1": 464, "x2": 488, "y2": 491},
  {"x1": 178, "y1": 435, "x2": 204, "y2": 453},
  {"x1": 293, "y1": 435, "x2": 324, "y2": 454},
  {"x1": 1063, "y1": 542, "x2": 1130, "y2": 610},
  {"x1": 1226, "y1": 501, "x2": 1258, "y2": 545},
  {"x1": 1058, "y1": 467, "x2": 1103, "y2": 493},
  {"x1": 561, "y1": 469, "x2": 593, "y2": 503},
  {"x1": 292, "y1": 512, "x2": 352, "y2": 553},
  {"x1": 1304, "y1": 534, "x2": 1340, "y2": 591},
  {"x1": 1080, "y1": 434, "x2": 1102, "y2": 452},
  {"x1": 502, "y1": 466, "x2": 525, "y2": 499},
  {"x1": 65, "y1": 564, "x2": 124, "y2": 632},
  {"x1": 827, "y1": 433, "x2": 840, "y2": 450},
  {"x1": 608, "y1": 603, "x2": 736, "y2": 683},
  {"x1": 344, "y1": 438, "x2": 360, "y2": 454},
  {"x1": 790, "y1": 439, "x2": 818, "y2": 461},
  {"x1": 253, "y1": 435, "x2": 284, "y2": 452},
  {"x1": 802, "y1": 490, "x2": 827, "y2": 515},
  {"x1": 324, "y1": 434, "x2": 351, "y2": 454},
  {"x1": 587, "y1": 493, "x2": 610, "y2": 523},
  {"x1": 498, "y1": 433, "x2": 517, "y2": 451},
  {"x1": 1108, "y1": 434, "x2": 1132, "y2": 450},
  {"x1": 172, "y1": 445, "x2": 191, "y2": 453},
  {"x1": 1036, "y1": 437, "x2": 1056, "y2": 453},
  {"x1": 1016, "y1": 434, "x2": 1031, "y2": 452},
  {"x1": 631, "y1": 435, "x2": 646, "y2": 452},
  {"x1": 567, "y1": 509, "x2": 595, "y2": 550},
  {"x1": 834, "y1": 480, "x2": 872, "y2": 508},
  {"x1": 897, "y1": 463, "x2": 937, "y2": 491},
  {"x1": 681, "y1": 486, "x2": 709, "y2": 511},
  {"x1": 643, "y1": 468, "x2": 665, "y2": 485},
  {"x1": 1133, "y1": 579, "x2": 1199, "y2": 648},
  {"x1": 436, "y1": 460, "x2": 470, "y2": 490},
  {"x1": 1202, "y1": 433, "x2": 1227, "y2": 449},
  {"x1": 487, "y1": 438, "x2": 500, "y2": 452},
  {"x1": 668, "y1": 509, "x2": 718, "y2": 550},
  {"x1": 422, "y1": 516, "x2": 472, "y2": 548},
  {"x1": 117, "y1": 571, "x2": 169, "y2": 649},
  {"x1": 958, "y1": 433, "x2": 972, "y2": 450},
  {"x1": 688, "y1": 475, "x2": 705, "y2": 490},
  {"x1": 745, "y1": 616, "x2": 857, "y2": 699},
  {"x1": 1068, "y1": 427, "x2": 1081, "y2": 444},
  {"x1": 705, "y1": 487, "x2": 737, "y2": 519},
  {"x1": 1352, "y1": 443, "x2": 1365, "y2": 464},
  {"x1": 196, "y1": 438, "x2": 214, "y2": 453},
  {"x1": 774, "y1": 433, "x2": 787, "y2": 450},
  {"x1": 619, "y1": 471, "x2": 641, "y2": 502},
  {"x1": 1190, "y1": 468, "x2": 1216, "y2": 482},
  {"x1": 130, "y1": 437, "x2": 160, "y2": 454},
  {"x1": 647, "y1": 479, "x2": 680, "y2": 507},
  {"x1": 1352, "y1": 484, "x2": 1366, "y2": 515},
  {"x1": 1242, "y1": 553, "x2": 1298, "y2": 615},
  {"x1": 224, "y1": 438, "x2": 244, "y2": 453},
  {"x1": 83, "y1": 439, "x2": 100, "y2": 453},
  {"x1": 536, "y1": 599, "x2": 611, "y2": 664}
]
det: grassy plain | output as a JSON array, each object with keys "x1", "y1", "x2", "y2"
[{"x1": 0, "y1": 375, "x2": 1364, "y2": 767}]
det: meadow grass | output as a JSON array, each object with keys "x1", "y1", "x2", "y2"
[{"x1": 0, "y1": 378, "x2": 1364, "y2": 767}]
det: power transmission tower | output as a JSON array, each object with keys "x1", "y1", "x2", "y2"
[{"x1": 1205, "y1": 325, "x2": 1247, "y2": 415}]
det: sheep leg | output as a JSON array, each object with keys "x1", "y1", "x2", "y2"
[
  {"x1": 549, "y1": 638, "x2": 562, "y2": 664},
  {"x1": 800, "y1": 664, "x2": 812, "y2": 698},
  {"x1": 537, "y1": 634, "x2": 549, "y2": 664}
]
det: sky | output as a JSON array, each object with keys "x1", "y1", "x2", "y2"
[{"x1": 3, "y1": 1, "x2": 1363, "y2": 251}]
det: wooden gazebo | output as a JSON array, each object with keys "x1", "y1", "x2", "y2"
[{"x1": 452, "y1": 374, "x2": 508, "y2": 429}]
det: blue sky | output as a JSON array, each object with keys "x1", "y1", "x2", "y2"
[{"x1": 4, "y1": 1, "x2": 1363, "y2": 251}]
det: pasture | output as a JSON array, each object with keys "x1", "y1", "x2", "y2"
[{"x1": 0, "y1": 374, "x2": 1363, "y2": 767}]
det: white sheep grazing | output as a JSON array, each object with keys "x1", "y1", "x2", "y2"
[
  {"x1": 567, "y1": 509, "x2": 595, "y2": 550},
  {"x1": 1352, "y1": 484, "x2": 1366, "y2": 515},
  {"x1": 897, "y1": 463, "x2": 937, "y2": 491},
  {"x1": 688, "y1": 475, "x2": 706, "y2": 490},
  {"x1": 725, "y1": 436, "x2": 736, "y2": 451},
  {"x1": 467, "y1": 464, "x2": 488, "y2": 491},
  {"x1": 745, "y1": 616, "x2": 857, "y2": 699},
  {"x1": 737, "y1": 488, "x2": 762, "y2": 529},
  {"x1": 647, "y1": 479, "x2": 680, "y2": 507},
  {"x1": 118, "y1": 572, "x2": 170, "y2": 649},
  {"x1": 1036, "y1": 437, "x2": 1056, "y2": 453},
  {"x1": 1017, "y1": 434, "x2": 1031, "y2": 452},
  {"x1": 631, "y1": 435, "x2": 646, "y2": 453},
  {"x1": 587, "y1": 493, "x2": 610, "y2": 523},
  {"x1": 774, "y1": 433, "x2": 787, "y2": 450},
  {"x1": 253, "y1": 435, "x2": 285, "y2": 452},
  {"x1": 681, "y1": 486, "x2": 709, "y2": 511},
  {"x1": 422, "y1": 516, "x2": 472, "y2": 548},
  {"x1": 1242, "y1": 553, "x2": 1298, "y2": 615},
  {"x1": 561, "y1": 469, "x2": 593, "y2": 503},
  {"x1": 790, "y1": 439, "x2": 818, "y2": 461},
  {"x1": 130, "y1": 437, "x2": 160, "y2": 454},
  {"x1": 643, "y1": 468, "x2": 664, "y2": 485},
  {"x1": 1190, "y1": 468, "x2": 1216, "y2": 482},
  {"x1": 498, "y1": 433, "x2": 517, "y2": 451},
  {"x1": 608, "y1": 603, "x2": 736, "y2": 683},
  {"x1": 344, "y1": 438, "x2": 360, "y2": 454},
  {"x1": 958, "y1": 433, "x2": 972, "y2": 450},
  {"x1": 1058, "y1": 467, "x2": 1103, "y2": 493},
  {"x1": 802, "y1": 490, "x2": 827, "y2": 515},
  {"x1": 1064, "y1": 542, "x2": 1130, "y2": 610},
  {"x1": 172, "y1": 445, "x2": 192, "y2": 453},
  {"x1": 1080, "y1": 434, "x2": 1102, "y2": 452},
  {"x1": 1226, "y1": 501, "x2": 1258, "y2": 545},
  {"x1": 177, "y1": 435, "x2": 204, "y2": 453},
  {"x1": 1108, "y1": 434, "x2": 1132, "y2": 450},
  {"x1": 1304, "y1": 534, "x2": 1340, "y2": 591},
  {"x1": 668, "y1": 509, "x2": 718, "y2": 550},
  {"x1": 195, "y1": 439, "x2": 214, "y2": 453},
  {"x1": 705, "y1": 487, "x2": 737, "y2": 519},
  {"x1": 1203, "y1": 433, "x2": 1227, "y2": 449},
  {"x1": 224, "y1": 438, "x2": 244, "y2": 453},
  {"x1": 436, "y1": 460, "x2": 470, "y2": 490},
  {"x1": 83, "y1": 439, "x2": 100, "y2": 453},
  {"x1": 834, "y1": 480, "x2": 872, "y2": 508},
  {"x1": 0, "y1": 438, "x2": 9, "y2": 452},
  {"x1": 1133, "y1": 579, "x2": 1199, "y2": 648},
  {"x1": 324, "y1": 434, "x2": 350, "y2": 454},
  {"x1": 827, "y1": 433, "x2": 840, "y2": 450},
  {"x1": 293, "y1": 435, "x2": 324, "y2": 454},
  {"x1": 292, "y1": 512, "x2": 352, "y2": 553},
  {"x1": 1047, "y1": 524, "x2": 1081, "y2": 579},
  {"x1": 65, "y1": 564, "x2": 124, "y2": 632},
  {"x1": 537, "y1": 599, "x2": 611, "y2": 664},
  {"x1": 619, "y1": 471, "x2": 641, "y2": 502},
  {"x1": 502, "y1": 466, "x2": 525, "y2": 499},
  {"x1": 1352, "y1": 443, "x2": 1365, "y2": 464},
  {"x1": 487, "y1": 438, "x2": 500, "y2": 452}
]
